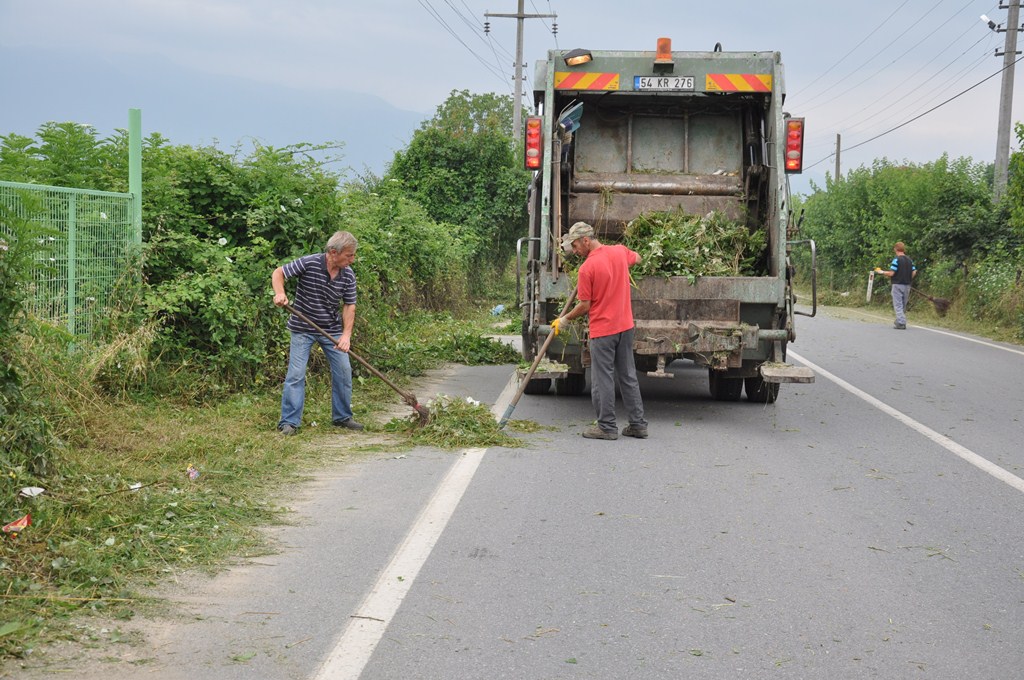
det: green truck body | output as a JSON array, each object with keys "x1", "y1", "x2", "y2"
[{"x1": 519, "y1": 41, "x2": 816, "y2": 401}]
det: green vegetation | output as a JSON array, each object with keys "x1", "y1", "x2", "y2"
[
  {"x1": 0, "y1": 91, "x2": 529, "y2": 659},
  {"x1": 4, "y1": 87, "x2": 1024, "y2": 663},
  {"x1": 389, "y1": 90, "x2": 528, "y2": 270},
  {"x1": 794, "y1": 150, "x2": 1022, "y2": 339},
  {"x1": 1, "y1": 207, "x2": 60, "y2": 479},
  {"x1": 624, "y1": 209, "x2": 767, "y2": 281},
  {"x1": 384, "y1": 394, "x2": 524, "y2": 450}
]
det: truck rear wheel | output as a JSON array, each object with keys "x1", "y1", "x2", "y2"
[
  {"x1": 744, "y1": 376, "x2": 779, "y2": 404},
  {"x1": 708, "y1": 369, "x2": 743, "y2": 401},
  {"x1": 555, "y1": 373, "x2": 586, "y2": 396},
  {"x1": 523, "y1": 378, "x2": 551, "y2": 395}
]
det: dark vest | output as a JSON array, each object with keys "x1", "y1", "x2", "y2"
[{"x1": 892, "y1": 255, "x2": 914, "y2": 285}]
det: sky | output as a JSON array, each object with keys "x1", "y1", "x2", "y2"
[{"x1": 0, "y1": 0, "x2": 1020, "y2": 195}]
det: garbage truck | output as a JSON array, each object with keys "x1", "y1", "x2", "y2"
[{"x1": 517, "y1": 38, "x2": 816, "y2": 402}]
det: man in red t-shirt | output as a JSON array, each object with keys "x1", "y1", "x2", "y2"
[{"x1": 552, "y1": 222, "x2": 648, "y2": 440}]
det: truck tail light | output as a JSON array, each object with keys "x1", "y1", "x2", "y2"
[
  {"x1": 525, "y1": 117, "x2": 543, "y2": 170},
  {"x1": 784, "y1": 118, "x2": 805, "y2": 174}
]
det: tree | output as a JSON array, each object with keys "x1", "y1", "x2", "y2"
[
  {"x1": 922, "y1": 155, "x2": 1003, "y2": 268},
  {"x1": 387, "y1": 90, "x2": 529, "y2": 269},
  {"x1": 800, "y1": 156, "x2": 1000, "y2": 285},
  {"x1": 1003, "y1": 122, "x2": 1024, "y2": 260},
  {"x1": 0, "y1": 133, "x2": 40, "y2": 183}
]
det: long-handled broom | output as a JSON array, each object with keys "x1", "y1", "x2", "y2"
[
  {"x1": 911, "y1": 287, "x2": 951, "y2": 317},
  {"x1": 497, "y1": 287, "x2": 577, "y2": 429},
  {"x1": 282, "y1": 303, "x2": 430, "y2": 425}
]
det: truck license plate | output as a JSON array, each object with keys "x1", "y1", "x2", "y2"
[{"x1": 634, "y1": 76, "x2": 695, "y2": 91}]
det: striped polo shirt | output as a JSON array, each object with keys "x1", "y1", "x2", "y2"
[{"x1": 282, "y1": 254, "x2": 357, "y2": 336}]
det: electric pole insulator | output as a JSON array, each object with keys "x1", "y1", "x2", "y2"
[{"x1": 484, "y1": 1, "x2": 557, "y2": 143}]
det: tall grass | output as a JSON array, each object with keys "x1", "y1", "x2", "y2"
[{"x1": 0, "y1": 297, "x2": 522, "y2": 659}]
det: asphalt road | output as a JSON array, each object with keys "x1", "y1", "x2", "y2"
[{"x1": 24, "y1": 308, "x2": 1024, "y2": 679}]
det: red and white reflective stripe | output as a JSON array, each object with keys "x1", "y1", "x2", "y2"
[
  {"x1": 554, "y1": 71, "x2": 620, "y2": 90},
  {"x1": 705, "y1": 74, "x2": 772, "y2": 92}
]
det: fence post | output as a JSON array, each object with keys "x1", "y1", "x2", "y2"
[
  {"x1": 129, "y1": 108, "x2": 142, "y2": 248},
  {"x1": 67, "y1": 193, "x2": 77, "y2": 336}
]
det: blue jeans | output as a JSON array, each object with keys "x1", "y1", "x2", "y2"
[{"x1": 279, "y1": 332, "x2": 353, "y2": 429}]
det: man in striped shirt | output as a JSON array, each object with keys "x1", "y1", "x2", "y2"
[{"x1": 272, "y1": 231, "x2": 363, "y2": 434}]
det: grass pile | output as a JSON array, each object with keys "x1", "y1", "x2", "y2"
[
  {"x1": 624, "y1": 209, "x2": 767, "y2": 282},
  {"x1": 384, "y1": 394, "x2": 524, "y2": 450}
]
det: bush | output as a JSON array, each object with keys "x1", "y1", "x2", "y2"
[
  {"x1": 338, "y1": 183, "x2": 473, "y2": 315},
  {"x1": 0, "y1": 205, "x2": 61, "y2": 476},
  {"x1": 961, "y1": 248, "x2": 1024, "y2": 337}
]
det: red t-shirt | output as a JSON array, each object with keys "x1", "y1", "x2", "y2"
[{"x1": 578, "y1": 244, "x2": 639, "y2": 338}]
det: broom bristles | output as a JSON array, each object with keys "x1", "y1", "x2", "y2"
[{"x1": 912, "y1": 287, "x2": 951, "y2": 317}]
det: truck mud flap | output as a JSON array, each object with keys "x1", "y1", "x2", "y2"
[{"x1": 759, "y1": 362, "x2": 814, "y2": 384}]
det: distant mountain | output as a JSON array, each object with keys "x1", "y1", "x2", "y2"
[{"x1": 0, "y1": 45, "x2": 428, "y2": 177}]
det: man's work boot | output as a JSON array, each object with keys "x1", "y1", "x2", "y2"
[
  {"x1": 582, "y1": 426, "x2": 618, "y2": 440},
  {"x1": 621, "y1": 424, "x2": 649, "y2": 439}
]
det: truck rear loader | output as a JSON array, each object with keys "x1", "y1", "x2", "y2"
[{"x1": 518, "y1": 38, "x2": 816, "y2": 402}]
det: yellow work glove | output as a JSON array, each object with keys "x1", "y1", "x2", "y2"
[
  {"x1": 551, "y1": 317, "x2": 563, "y2": 336},
  {"x1": 874, "y1": 267, "x2": 883, "y2": 273}
]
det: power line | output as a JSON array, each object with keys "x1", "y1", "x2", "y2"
[
  {"x1": 442, "y1": 0, "x2": 519, "y2": 92},
  {"x1": 799, "y1": 0, "x2": 952, "y2": 110},
  {"x1": 804, "y1": 52, "x2": 1024, "y2": 171},
  {"x1": 837, "y1": 43, "x2": 994, "y2": 142},
  {"x1": 802, "y1": 0, "x2": 978, "y2": 116},
  {"x1": 813, "y1": 27, "x2": 996, "y2": 139},
  {"x1": 529, "y1": 0, "x2": 559, "y2": 46},
  {"x1": 792, "y1": 0, "x2": 912, "y2": 98},
  {"x1": 418, "y1": 0, "x2": 513, "y2": 92},
  {"x1": 450, "y1": 0, "x2": 515, "y2": 62}
]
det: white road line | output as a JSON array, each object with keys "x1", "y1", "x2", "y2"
[
  {"x1": 789, "y1": 350, "x2": 1024, "y2": 495},
  {"x1": 313, "y1": 447, "x2": 487, "y2": 680},
  {"x1": 825, "y1": 307, "x2": 1024, "y2": 357},
  {"x1": 490, "y1": 370, "x2": 521, "y2": 419},
  {"x1": 912, "y1": 325, "x2": 1024, "y2": 357}
]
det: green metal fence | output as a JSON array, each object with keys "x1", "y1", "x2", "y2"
[{"x1": 0, "y1": 180, "x2": 141, "y2": 338}]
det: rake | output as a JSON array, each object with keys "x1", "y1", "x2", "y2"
[
  {"x1": 498, "y1": 287, "x2": 577, "y2": 428},
  {"x1": 282, "y1": 303, "x2": 430, "y2": 425}
]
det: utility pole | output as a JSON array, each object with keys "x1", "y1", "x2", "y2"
[
  {"x1": 835, "y1": 133, "x2": 842, "y2": 183},
  {"x1": 994, "y1": 2, "x2": 1022, "y2": 201},
  {"x1": 485, "y1": 1, "x2": 556, "y2": 142}
]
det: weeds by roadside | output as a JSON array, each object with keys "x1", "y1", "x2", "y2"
[
  {"x1": 0, "y1": 388, "x2": 314, "y2": 658},
  {"x1": 0, "y1": 302, "x2": 524, "y2": 661}
]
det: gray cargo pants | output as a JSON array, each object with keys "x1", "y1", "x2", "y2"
[
  {"x1": 892, "y1": 283, "x2": 910, "y2": 326},
  {"x1": 589, "y1": 328, "x2": 647, "y2": 434}
]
